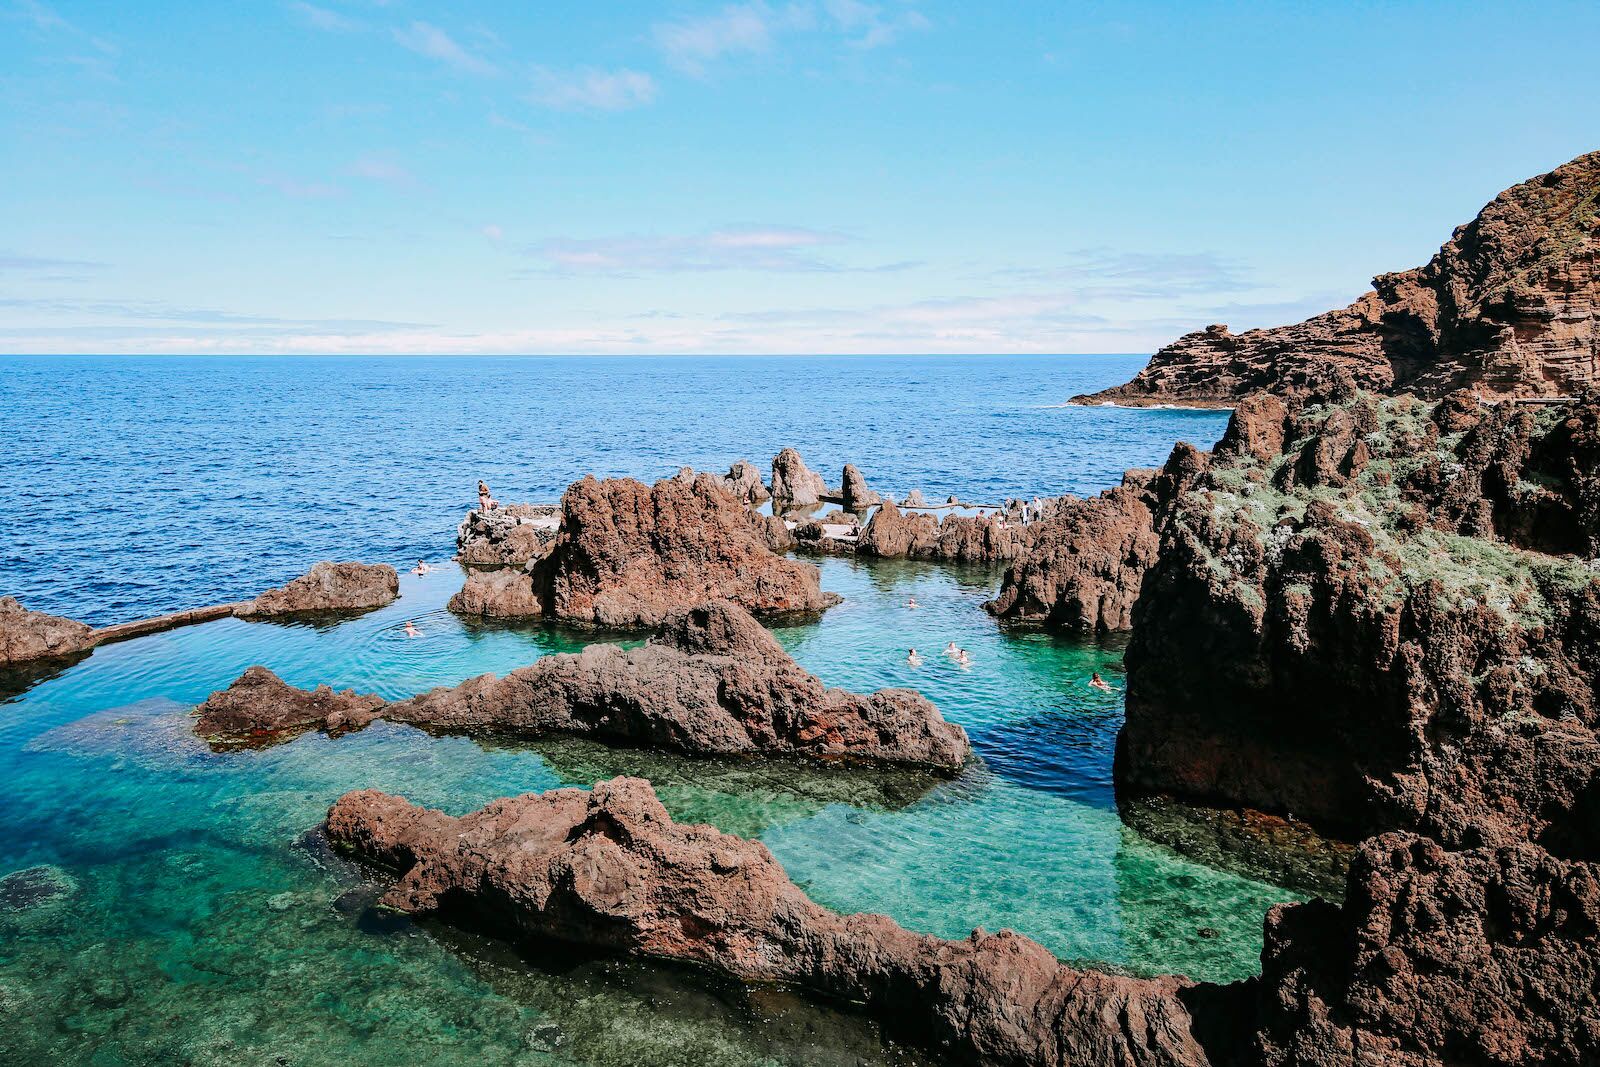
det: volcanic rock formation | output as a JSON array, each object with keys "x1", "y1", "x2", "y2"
[
  {"x1": 456, "y1": 503, "x2": 561, "y2": 566},
  {"x1": 236, "y1": 561, "x2": 399, "y2": 618},
  {"x1": 1116, "y1": 391, "x2": 1600, "y2": 854},
  {"x1": 198, "y1": 601, "x2": 969, "y2": 771},
  {"x1": 1077, "y1": 149, "x2": 1600, "y2": 407},
  {"x1": 0, "y1": 596, "x2": 94, "y2": 667},
  {"x1": 770, "y1": 448, "x2": 827, "y2": 513},
  {"x1": 325, "y1": 776, "x2": 1209, "y2": 1067},
  {"x1": 720, "y1": 460, "x2": 770, "y2": 506},
  {"x1": 858, "y1": 502, "x2": 1041, "y2": 565},
  {"x1": 839, "y1": 463, "x2": 881, "y2": 514},
  {"x1": 449, "y1": 473, "x2": 837, "y2": 627}
]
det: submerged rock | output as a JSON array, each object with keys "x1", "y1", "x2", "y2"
[
  {"x1": 450, "y1": 474, "x2": 836, "y2": 628},
  {"x1": 198, "y1": 601, "x2": 969, "y2": 772},
  {"x1": 0, "y1": 596, "x2": 94, "y2": 667},
  {"x1": 455, "y1": 503, "x2": 561, "y2": 566},
  {"x1": 325, "y1": 776, "x2": 1209, "y2": 1067},
  {"x1": 770, "y1": 448, "x2": 827, "y2": 512},
  {"x1": 0, "y1": 864, "x2": 77, "y2": 912},
  {"x1": 236, "y1": 561, "x2": 399, "y2": 619},
  {"x1": 1076, "y1": 149, "x2": 1600, "y2": 407}
]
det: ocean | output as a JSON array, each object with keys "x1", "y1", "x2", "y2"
[{"x1": 0, "y1": 354, "x2": 1277, "y2": 1066}]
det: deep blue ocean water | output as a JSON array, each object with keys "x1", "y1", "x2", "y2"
[{"x1": 0, "y1": 355, "x2": 1267, "y2": 1066}]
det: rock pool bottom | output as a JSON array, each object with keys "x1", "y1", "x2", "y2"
[{"x1": 1, "y1": 558, "x2": 1313, "y2": 1066}]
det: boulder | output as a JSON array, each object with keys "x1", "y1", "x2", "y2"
[
  {"x1": 236, "y1": 561, "x2": 398, "y2": 619},
  {"x1": 455, "y1": 503, "x2": 561, "y2": 566},
  {"x1": 839, "y1": 463, "x2": 881, "y2": 514},
  {"x1": 1075, "y1": 149, "x2": 1600, "y2": 406},
  {"x1": 858, "y1": 501, "x2": 939, "y2": 558},
  {"x1": 198, "y1": 601, "x2": 969, "y2": 772},
  {"x1": 770, "y1": 448, "x2": 827, "y2": 512},
  {"x1": 452, "y1": 473, "x2": 837, "y2": 628},
  {"x1": 720, "y1": 460, "x2": 770, "y2": 506},
  {"x1": 0, "y1": 596, "x2": 94, "y2": 667},
  {"x1": 325, "y1": 777, "x2": 1208, "y2": 1067}
]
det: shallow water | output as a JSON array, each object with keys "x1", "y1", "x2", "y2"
[{"x1": 0, "y1": 354, "x2": 1274, "y2": 1065}]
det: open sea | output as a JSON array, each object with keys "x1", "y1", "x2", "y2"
[{"x1": 0, "y1": 354, "x2": 1280, "y2": 1066}]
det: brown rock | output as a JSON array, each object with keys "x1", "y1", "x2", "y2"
[
  {"x1": 236, "y1": 561, "x2": 398, "y2": 618},
  {"x1": 446, "y1": 566, "x2": 544, "y2": 618},
  {"x1": 452, "y1": 473, "x2": 837, "y2": 628},
  {"x1": 1076, "y1": 150, "x2": 1600, "y2": 407},
  {"x1": 199, "y1": 601, "x2": 969, "y2": 772},
  {"x1": 840, "y1": 463, "x2": 881, "y2": 514},
  {"x1": 325, "y1": 777, "x2": 1208, "y2": 1067},
  {"x1": 0, "y1": 596, "x2": 94, "y2": 667},
  {"x1": 858, "y1": 501, "x2": 939, "y2": 557},
  {"x1": 1248, "y1": 833, "x2": 1600, "y2": 1067},
  {"x1": 771, "y1": 448, "x2": 827, "y2": 512},
  {"x1": 455, "y1": 503, "x2": 560, "y2": 566},
  {"x1": 720, "y1": 460, "x2": 770, "y2": 506},
  {"x1": 860, "y1": 503, "x2": 1038, "y2": 565},
  {"x1": 194, "y1": 664, "x2": 384, "y2": 748}
]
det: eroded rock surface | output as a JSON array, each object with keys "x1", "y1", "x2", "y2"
[
  {"x1": 199, "y1": 601, "x2": 968, "y2": 771},
  {"x1": 720, "y1": 460, "x2": 770, "y2": 506},
  {"x1": 450, "y1": 474, "x2": 836, "y2": 628},
  {"x1": 840, "y1": 463, "x2": 881, "y2": 514},
  {"x1": 326, "y1": 776, "x2": 1208, "y2": 1067},
  {"x1": 1078, "y1": 149, "x2": 1600, "y2": 406},
  {"x1": 1246, "y1": 833, "x2": 1600, "y2": 1067},
  {"x1": 237, "y1": 561, "x2": 398, "y2": 619},
  {"x1": 0, "y1": 596, "x2": 94, "y2": 667},
  {"x1": 1118, "y1": 392, "x2": 1600, "y2": 854},
  {"x1": 456, "y1": 503, "x2": 561, "y2": 566},
  {"x1": 858, "y1": 502, "x2": 1040, "y2": 565},
  {"x1": 770, "y1": 448, "x2": 827, "y2": 513}
]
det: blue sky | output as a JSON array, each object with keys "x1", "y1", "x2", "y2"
[{"x1": 3, "y1": 1, "x2": 1597, "y2": 355}]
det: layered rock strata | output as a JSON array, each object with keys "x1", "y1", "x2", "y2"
[
  {"x1": 1077, "y1": 149, "x2": 1600, "y2": 407},
  {"x1": 449, "y1": 474, "x2": 836, "y2": 627},
  {"x1": 1117, "y1": 391, "x2": 1600, "y2": 854},
  {"x1": 326, "y1": 776, "x2": 1209, "y2": 1067},
  {"x1": 236, "y1": 561, "x2": 399, "y2": 618},
  {"x1": 198, "y1": 601, "x2": 969, "y2": 772}
]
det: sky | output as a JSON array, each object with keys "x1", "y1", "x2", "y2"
[{"x1": 2, "y1": 1, "x2": 1598, "y2": 356}]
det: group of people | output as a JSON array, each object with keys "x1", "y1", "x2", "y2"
[{"x1": 906, "y1": 642, "x2": 972, "y2": 669}]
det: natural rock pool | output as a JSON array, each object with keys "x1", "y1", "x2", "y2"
[{"x1": 1, "y1": 556, "x2": 1315, "y2": 1065}]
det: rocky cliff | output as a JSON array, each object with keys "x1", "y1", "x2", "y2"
[
  {"x1": 1077, "y1": 150, "x2": 1600, "y2": 407},
  {"x1": 450, "y1": 473, "x2": 837, "y2": 627},
  {"x1": 1116, "y1": 391, "x2": 1600, "y2": 856},
  {"x1": 455, "y1": 503, "x2": 561, "y2": 566},
  {"x1": 199, "y1": 601, "x2": 968, "y2": 771}
]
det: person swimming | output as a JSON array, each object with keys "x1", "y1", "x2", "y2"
[
  {"x1": 956, "y1": 648, "x2": 971, "y2": 668},
  {"x1": 907, "y1": 595, "x2": 919, "y2": 609},
  {"x1": 413, "y1": 559, "x2": 431, "y2": 576},
  {"x1": 907, "y1": 648, "x2": 923, "y2": 667},
  {"x1": 1089, "y1": 672, "x2": 1116, "y2": 692},
  {"x1": 403, "y1": 620, "x2": 421, "y2": 638},
  {"x1": 944, "y1": 641, "x2": 959, "y2": 657}
]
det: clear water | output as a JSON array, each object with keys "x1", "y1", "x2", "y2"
[{"x1": 0, "y1": 354, "x2": 1276, "y2": 1066}]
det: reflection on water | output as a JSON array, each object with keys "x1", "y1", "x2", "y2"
[{"x1": 0, "y1": 556, "x2": 1306, "y2": 1064}]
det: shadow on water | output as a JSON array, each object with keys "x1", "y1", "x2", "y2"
[{"x1": 0, "y1": 653, "x2": 89, "y2": 705}]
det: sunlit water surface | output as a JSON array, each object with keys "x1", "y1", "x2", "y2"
[{"x1": 0, "y1": 355, "x2": 1269, "y2": 1065}]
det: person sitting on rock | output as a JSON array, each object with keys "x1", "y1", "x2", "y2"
[
  {"x1": 477, "y1": 480, "x2": 497, "y2": 511},
  {"x1": 403, "y1": 620, "x2": 421, "y2": 638},
  {"x1": 1089, "y1": 672, "x2": 1116, "y2": 692},
  {"x1": 907, "y1": 648, "x2": 923, "y2": 667}
]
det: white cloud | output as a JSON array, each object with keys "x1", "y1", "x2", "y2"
[
  {"x1": 12, "y1": 0, "x2": 70, "y2": 32},
  {"x1": 528, "y1": 68, "x2": 657, "y2": 112},
  {"x1": 653, "y1": 3, "x2": 793, "y2": 74},
  {"x1": 345, "y1": 155, "x2": 414, "y2": 185},
  {"x1": 482, "y1": 224, "x2": 504, "y2": 241},
  {"x1": 288, "y1": 1, "x2": 360, "y2": 32},
  {"x1": 392, "y1": 20, "x2": 497, "y2": 76},
  {"x1": 524, "y1": 225, "x2": 857, "y2": 274}
]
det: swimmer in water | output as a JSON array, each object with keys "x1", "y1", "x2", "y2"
[
  {"x1": 944, "y1": 641, "x2": 959, "y2": 657},
  {"x1": 1089, "y1": 672, "x2": 1116, "y2": 692},
  {"x1": 956, "y1": 648, "x2": 971, "y2": 668},
  {"x1": 403, "y1": 620, "x2": 421, "y2": 638},
  {"x1": 907, "y1": 648, "x2": 923, "y2": 667},
  {"x1": 413, "y1": 559, "x2": 430, "y2": 576},
  {"x1": 907, "y1": 595, "x2": 919, "y2": 609}
]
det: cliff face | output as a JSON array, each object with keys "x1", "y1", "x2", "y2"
[
  {"x1": 1117, "y1": 391, "x2": 1600, "y2": 856},
  {"x1": 1077, "y1": 149, "x2": 1600, "y2": 407}
]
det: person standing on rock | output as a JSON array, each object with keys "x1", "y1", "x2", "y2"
[{"x1": 477, "y1": 481, "x2": 497, "y2": 511}]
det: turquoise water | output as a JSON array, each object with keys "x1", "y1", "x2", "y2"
[
  {"x1": 0, "y1": 354, "x2": 1277, "y2": 1065},
  {"x1": 1, "y1": 559, "x2": 1300, "y2": 1065}
]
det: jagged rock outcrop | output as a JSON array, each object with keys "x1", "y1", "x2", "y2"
[
  {"x1": 236, "y1": 561, "x2": 399, "y2": 618},
  {"x1": 0, "y1": 596, "x2": 94, "y2": 667},
  {"x1": 720, "y1": 460, "x2": 770, "y2": 506},
  {"x1": 194, "y1": 664, "x2": 384, "y2": 747},
  {"x1": 456, "y1": 503, "x2": 560, "y2": 566},
  {"x1": 325, "y1": 776, "x2": 1209, "y2": 1067},
  {"x1": 1245, "y1": 833, "x2": 1600, "y2": 1067},
  {"x1": 858, "y1": 502, "x2": 1041, "y2": 565},
  {"x1": 840, "y1": 463, "x2": 881, "y2": 514},
  {"x1": 198, "y1": 601, "x2": 968, "y2": 771},
  {"x1": 1077, "y1": 149, "x2": 1600, "y2": 407},
  {"x1": 985, "y1": 445, "x2": 1208, "y2": 630},
  {"x1": 449, "y1": 474, "x2": 836, "y2": 628},
  {"x1": 770, "y1": 448, "x2": 827, "y2": 513},
  {"x1": 1117, "y1": 391, "x2": 1600, "y2": 855}
]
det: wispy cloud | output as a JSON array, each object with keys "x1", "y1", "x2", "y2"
[
  {"x1": 653, "y1": 1, "x2": 928, "y2": 73},
  {"x1": 392, "y1": 20, "x2": 497, "y2": 76},
  {"x1": 11, "y1": 0, "x2": 70, "y2": 33},
  {"x1": 345, "y1": 155, "x2": 414, "y2": 185},
  {"x1": 821, "y1": 0, "x2": 930, "y2": 48},
  {"x1": 0, "y1": 251, "x2": 108, "y2": 275},
  {"x1": 523, "y1": 226, "x2": 872, "y2": 274},
  {"x1": 988, "y1": 249, "x2": 1257, "y2": 298},
  {"x1": 528, "y1": 67, "x2": 657, "y2": 111},
  {"x1": 0, "y1": 296, "x2": 429, "y2": 331},
  {"x1": 287, "y1": 1, "x2": 361, "y2": 33}
]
